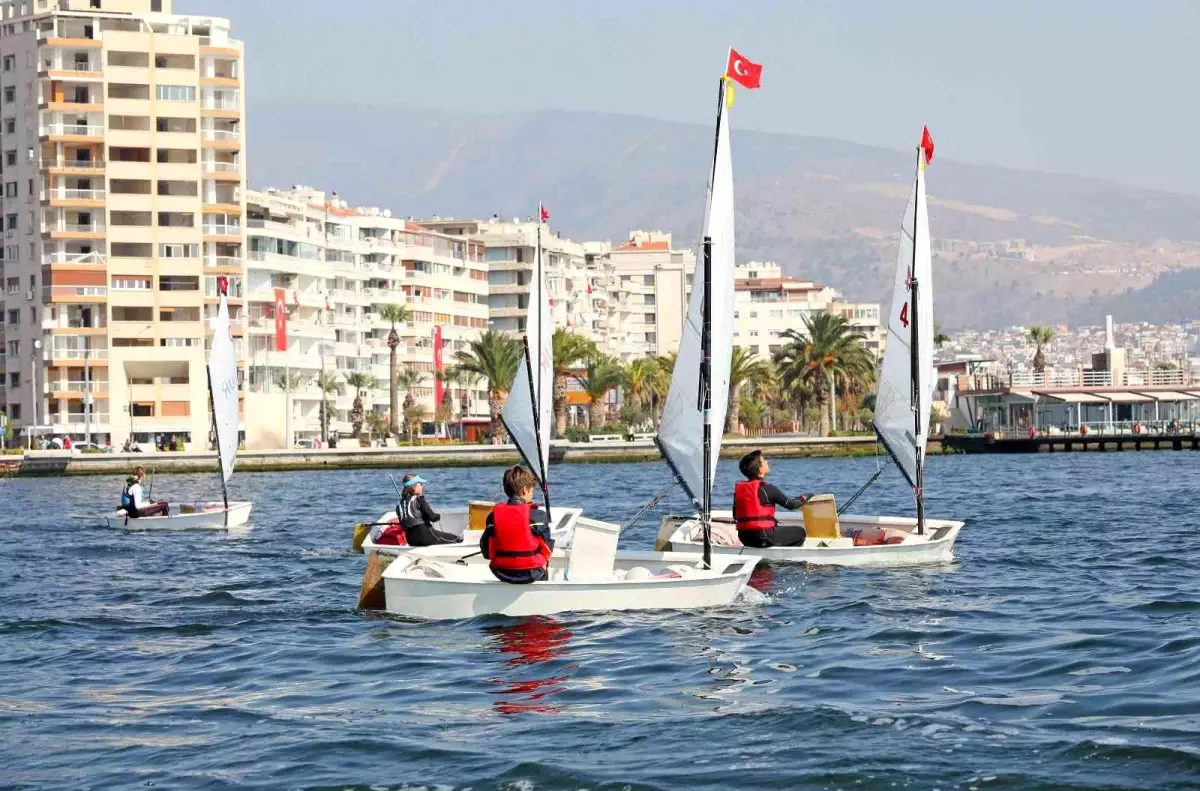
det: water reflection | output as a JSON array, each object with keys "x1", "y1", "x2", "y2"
[{"x1": 486, "y1": 617, "x2": 574, "y2": 714}]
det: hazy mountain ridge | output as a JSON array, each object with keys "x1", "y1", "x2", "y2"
[{"x1": 249, "y1": 103, "x2": 1200, "y2": 329}]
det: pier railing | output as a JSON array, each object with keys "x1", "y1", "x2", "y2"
[{"x1": 1004, "y1": 369, "x2": 1188, "y2": 389}]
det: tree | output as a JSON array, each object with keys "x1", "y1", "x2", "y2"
[
  {"x1": 365, "y1": 410, "x2": 389, "y2": 440},
  {"x1": 1027, "y1": 326, "x2": 1054, "y2": 373},
  {"x1": 406, "y1": 403, "x2": 429, "y2": 442},
  {"x1": 552, "y1": 328, "x2": 596, "y2": 436},
  {"x1": 316, "y1": 372, "x2": 342, "y2": 439},
  {"x1": 395, "y1": 369, "x2": 425, "y2": 441},
  {"x1": 624, "y1": 357, "x2": 668, "y2": 420},
  {"x1": 378, "y1": 303, "x2": 410, "y2": 437},
  {"x1": 453, "y1": 330, "x2": 520, "y2": 439},
  {"x1": 273, "y1": 370, "x2": 302, "y2": 392},
  {"x1": 773, "y1": 313, "x2": 874, "y2": 437},
  {"x1": 343, "y1": 371, "x2": 377, "y2": 438},
  {"x1": 934, "y1": 324, "x2": 951, "y2": 348},
  {"x1": 726, "y1": 347, "x2": 774, "y2": 433},
  {"x1": 576, "y1": 353, "x2": 624, "y2": 429}
]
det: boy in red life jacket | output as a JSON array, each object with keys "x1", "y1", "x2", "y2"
[
  {"x1": 480, "y1": 465, "x2": 553, "y2": 584},
  {"x1": 733, "y1": 449, "x2": 811, "y2": 549}
]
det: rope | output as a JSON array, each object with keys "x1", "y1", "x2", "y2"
[
  {"x1": 837, "y1": 438, "x2": 890, "y2": 515},
  {"x1": 622, "y1": 479, "x2": 679, "y2": 532}
]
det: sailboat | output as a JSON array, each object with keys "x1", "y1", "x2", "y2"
[
  {"x1": 657, "y1": 127, "x2": 964, "y2": 566},
  {"x1": 357, "y1": 215, "x2": 582, "y2": 558},
  {"x1": 106, "y1": 275, "x2": 253, "y2": 529},
  {"x1": 370, "y1": 83, "x2": 757, "y2": 620}
]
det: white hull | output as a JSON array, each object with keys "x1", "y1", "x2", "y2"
[
  {"x1": 657, "y1": 511, "x2": 963, "y2": 567},
  {"x1": 361, "y1": 505, "x2": 580, "y2": 557},
  {"x1": 380, "y1": 545, "x2": 758, "y2": 620},
  {"x1": 106, "y1": 501, "x2": 253, "y2": 530}
]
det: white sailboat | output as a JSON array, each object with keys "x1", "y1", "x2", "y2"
[
  {"x1": 658, "y1": 127, "x2": 963, "y2": 565},
  {"x1": 372, "y1": 82, "x2": 758, "y2": 619},
  {"x1": 106, "y1": 276, "x2": 253, "y2": 529}
]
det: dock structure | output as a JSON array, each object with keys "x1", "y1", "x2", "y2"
[{"x1": 944, "y1": 429, "x2": 1200, "y2": 454}]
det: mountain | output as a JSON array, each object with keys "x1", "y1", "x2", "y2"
[{"x1": 247, "y1": 102, "x2": 1200, "y2": 329}]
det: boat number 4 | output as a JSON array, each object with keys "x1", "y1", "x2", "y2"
[{"x1": 899, "y1": 302, "x2": 909, "y2": 329}]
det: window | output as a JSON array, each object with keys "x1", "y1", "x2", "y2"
[
  {"x1": 111, "y1": 243, "x2": 153, "y2": 258},
  {"x1": 8, "y1": 404, "x2": 19, "y2": 420},
  {"x1": 153, "y1": 54, "x2": 194, "y2": 70},
  {"x1": 643, "y1": 294, "x2": 655, "y2": 306},
  {"x1": 3, "y1": 87, "x2": 13, "y2": 104},
  {"x1": 2, "y1": 55, "x2": 12, "y2": 71},
  {"x1": 6, "y1": 213, "x2": 15, "y2": 230},
  {"x1": 109, "y1": 115, "x2": 150, "y2": 131},
  {"x1": 28, "y1": 306, "x2": 34, "y2": 324},
  {"x1": 156, "y1": 180, "x2": 197, "y2": 196},
  {"x1": 111, "y1": 276, "x2": 150, "y2": 290},
  {"x1": 4, "y1": 119, "x2": 14, "y2": 134},
  {"x1": 155, "y1": 85, "x2": 195, "y2": 102},
  {"x1": 5, "y1": 150, "x2": 15, "y2": 166},
  {"x1": 159, "y1": 243, "x2": 198, "y2": 258},
  {"x1": 7, "y1": 340, "x2": 18, "y2": 355},
  {"x1": 91, "y1": 0, "x2": 101, "y2": 8},
  {"x1": 161, "y1": 337, "x2": 197, "y2": 347},
  {"x1": 4, "y1": 181, "x2": 15, "y2": 197},
  {"x1": 155, "y1": 117, "x2": 195, "y2": 133},
  {"x1": 6, "y1": 309, "x2": 17, "y2": 325},
  {"x1": 108, "y1": 83, "x2": 149, "y2": 100},
  {"x1": 156, "y1": 148, "x2": 196, "y2": 164},
  {"x1": 156, "y1": 212, "x2": 194, "y2": 228},
  {"x1": 645, "y1": 332, "x2": 656, "y2": 344},
  {"x1": 107, "y1": 51, "x2": 148, "y2": 68},
  {"x1": 7, "y1": 372, "x2": 17, "y2": 388},
  {"x1": 643, "y1": 274, "x2": 654, "y2": 285},
  {"x1": 643, "y1": 312, "x2": 655, "y2": 324},
  {"x1": 158, "y1": 275, "x2": 198, "y2": 291}
]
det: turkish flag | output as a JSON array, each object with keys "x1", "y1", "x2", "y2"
[
  {"x1": 726, "y1": 48, "x2": 762, "y2": 89},
  {"x1": 538, "y1": 203, "x2": 549, "y2": 222},
  {"x1": 273, "y1": 287, "x2": 288, "y2": 352},
  {"x1": 921, "y1": 125, "x2": 935, "y2": 165},
  {"x1": 432, "y1": 326, "x2": 444, "y2": 405}
]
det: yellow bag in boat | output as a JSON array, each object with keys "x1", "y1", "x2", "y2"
[
  {"x1": 179, "y1": 504, "x2": 195, "y2": 514},
  {"x1": 468, "y1": 500, "x2": 493, "y2": 532},
  {"x1": 351, "y1": 522, "x2": 371, "y2": 554},
  {"x1": 802, "y1": 494, "x2": 840, "y2": 539}
]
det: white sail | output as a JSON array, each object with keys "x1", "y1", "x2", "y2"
[
  {"x1": 874, "y1": 153, "x2": 934, "y2": 488},
  {"x1": 207, "y1": 292, "x2": 240, "y2": 483},
  {"x1": 656, "y1": 86, "x2": 735, "y2": 508},
  {"x1": 501, "y1": 225, "x2": 553, "y2": 483}
]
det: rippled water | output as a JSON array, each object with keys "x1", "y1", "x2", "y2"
[{"x1": 3, "y1": 452, "x2": 1200, "y2": 790}]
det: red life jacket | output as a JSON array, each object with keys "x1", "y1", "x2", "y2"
[
  {"x1": 375, "y1": 518, "x2": 408, "y2": 546},
  {"x1": 488, "y1": 503, "x2": 551, "y2": 572},
  {"x1": 733, "y1": 479, "x2": 776, "y2": 531}
]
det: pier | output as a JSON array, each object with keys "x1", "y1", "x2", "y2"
[{"x1": 943, "y1": 428, "x2": 1200, "y2": 454}]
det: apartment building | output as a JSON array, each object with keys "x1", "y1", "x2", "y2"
[
  {"x1": 0, "y1": 0, "x2": 244, "y2": 448},
  {"x1": 422, "y1": 216, "x2": 617, "y2": 350},
  {"x1": 242, "y1": 187, "x2": 490, "y2": 448},
  {"x1": 602, "y1": 230, "x2": 696, "y2": 362},
  {"x1": 732, "y1": 262, "x2": 885, "y2": 361}
]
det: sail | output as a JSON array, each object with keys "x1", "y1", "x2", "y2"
[
  {"x1": 873, "y1": 154, "x2": 934, "y2": 488},
  {"x1": 207, "y1": 292, "x2": 240, "y2": 483},
  {"x1": 655, "y1": 85, "x2": 736, "y2": 508},
  {"x1": 501, "y1": 225, "x2": 553, "y2": 483}
]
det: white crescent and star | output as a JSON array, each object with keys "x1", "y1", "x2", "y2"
[{"x1": 733, "y1": 59, "x2": 749, "y2": 76}]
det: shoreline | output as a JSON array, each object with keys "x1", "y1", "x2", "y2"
[{"x1": 4, "y1": 436, "x2": 938, "y2": 477}]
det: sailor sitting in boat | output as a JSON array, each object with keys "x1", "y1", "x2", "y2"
[
  {"x1": 393, "y1": 473, "x2": 462, "y2": 546},
  {"x1": 480, "y1": 465, "x2": 553, "y2": 584},
  {"x1": 733, "y1": 450, "x2": 810, "y2": 548},
  {"x1": 119, "y1": 466, "x2": 169, "y2": 518}
]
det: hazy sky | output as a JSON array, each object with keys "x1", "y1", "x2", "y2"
[{"x1": 186, "y1": 0, "x2": 1200, "y2": 195}]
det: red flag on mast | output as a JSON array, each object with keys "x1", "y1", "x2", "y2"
[
  {"x1": 725, "y1": 48, "x2": 763, "y2": 89},
  {"x1": 538, "y1": 203, "x2": 549, "y2": 222},
  {"x1": 921, "y1": 125, "x2": 935, "y2": 165}
]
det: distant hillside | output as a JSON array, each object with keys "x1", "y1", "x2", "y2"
[{"x1": 248, "y1": 103, "x2": 1200, "y2": 329}]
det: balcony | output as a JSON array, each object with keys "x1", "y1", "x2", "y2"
[
  {"x1": 46, "y1": 222, "x2": 105, "y2": 239},
  {"x1": 202, "y1": 96, "x2": 240, "y2": 112},
  {"x1": 204, "y1": 256, "x2": 241, "y2": 269},
  {"x1": 44, "y1": 187, "x2": 106, "y2": 205},
  {"x1": 46, "y1": 346, "x2": 108, "y2": 361},
  {"x1": 203, "y1": 223, "x2": 242, "y2": 238},
  {"x1": 41, "y1": 123, "x2": 104, "y2": 139},
  {"x1": 42, "y1": 157, "x2": 105, "y2": 172},
  {"x1": 201, "y1": 127, "x2": 241, "y2": 143},
  {"x1": 45, "y1": 251, "x2": 106, "y2": 267},
  {"x1": 44, "y1": 286, "x2": 107, "y2": 303}
]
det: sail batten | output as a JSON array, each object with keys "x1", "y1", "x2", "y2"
[
  {"x1": 207, "y1": 291, "x2": 239, "y2": 483},
  {"x1": 656, "y1": 83, "x2": 735, "y2": 509},
  {"x1": 501, "y1": 224, "x2": 553, "y2": 485},
  {"x1": 873, "y1": 152, "x2": 934, "y2": 489}
]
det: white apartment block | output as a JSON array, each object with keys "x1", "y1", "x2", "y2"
[
  {"x1": 242, "y1": 187, "x2": 490, "y2": 448},
  {"x1": 602, "y1": 230, "x2": 696, "y2": 362},
  {"x1": 733, "y1": 262, "x2": 884, "y2": 361},
  {"x1": 422, "y1": 216, "x2": 617, "y2": 350},
  {"x1": 0, "y1": 0, "x2": 245, "y2": 449}
]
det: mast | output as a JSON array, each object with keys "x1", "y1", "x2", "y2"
[
  {"x1": 910, "y1": 146, "x2": 926, "y2": 536},
  {"x1": 531, "y1": 222, "x2": 551, "y2": 522},
  {"x1": 206, "y1": 363, "x2": 229, "y2": 527},
  {"x1": 699, "y1": 235, "x2": 713, "y2": 569}
]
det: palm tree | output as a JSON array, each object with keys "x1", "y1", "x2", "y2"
[
  {"x1": 552, "y1": 328, "x2": 596, "y2": 436},
  {"x1": 316, "y1": 371, "x2": 342, "y2": 440},
  {"x1": 343, "y1": 371, "x2": 377, "y2": 438},
  {"x1": 378, "y1": 303, "x2": 410, "y2": 437},
  {"x1": 773, "y1": 313, "x2": 874, "y2": 437},
  {"x1": 394, "y1": 369, "x2": 425, "y2": 441},
  {"x1": 453, "y1": 330, "x2": 520, "y2": 439},
  {"x1": 273, "y1": 370, "x2": 302, "y2": 392},
  {"x1": 624, "y1": 357, "x2": 668, "y2": 417},
  {"x1": 1027, "y1": 326, "x2": 1054, "y2": 373},
  {"x1": 934, "y1": 324, "x2": 951, "y2": 348},
  {"x1": 576, "y1": 353, "x2": 624, "y2": 429},
  {"x1": 726, "y1": 347, "x2": 774, "y2": 433}
]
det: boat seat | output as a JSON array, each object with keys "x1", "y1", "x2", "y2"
[{"x1": 802, "y1": 494, "x2": 841, "y2": 539}]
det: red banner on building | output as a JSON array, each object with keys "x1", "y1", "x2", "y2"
[
  {"x1": 273, "y1": 288, "x2": 288, "y2": 352},
  {"x1": 433, "y1": 325, "x2": 444, "y2": 404}
]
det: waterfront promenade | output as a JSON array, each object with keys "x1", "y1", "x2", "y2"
[{"x1": 3, "y1": 434, "x2": 904, "y2": 477}]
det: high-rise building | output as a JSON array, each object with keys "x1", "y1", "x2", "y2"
[
  {"x1": 602, "y1": 230, "x2": 697, "y2": 362},
  {"x1": 0, "y1": 0, "x2": 245, "y2": 449},
  {"x1": 242, "y1": 187, "x2": 491, "y2": 448}
]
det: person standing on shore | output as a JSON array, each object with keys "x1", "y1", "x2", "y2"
[
  {"x1": 732, "y1": 449, "x2": 811, "y2": 548},
  {"x1": 119, "y1": 466, "x2": 169, "y2": 518}
]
